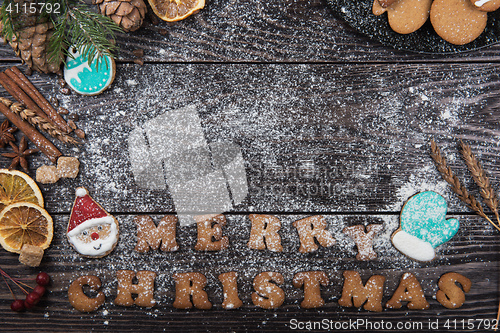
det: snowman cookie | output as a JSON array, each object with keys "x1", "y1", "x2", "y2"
[
  {"x1": 63, "y1": 45, "x2": 116, "y2": 96},
  {"x1": 391, "y1": 191, "x2": 459, "y2": 262},
  {"x1": 67, "y1": 187, "x2": 119, "y2": 258}
]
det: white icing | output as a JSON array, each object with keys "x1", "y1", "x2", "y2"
[
  {"x1": 68, "y1": 217, "x2": 118, "y2": 256},
  {"x1": 75, "y1": 187, "x2": 88, "y2": 197},
  {"x1": 392, "y1": 230, "x2": 435, "y2": 262},
  {"x1": 63, "y1": 45, "x2": 114, "y2": 95},
  {"x1": 475, "y1": 0, "x2": 491, "y2": 6},
  {"x1": 67, "y1": 216, "x2": 115, "y2": 237}
]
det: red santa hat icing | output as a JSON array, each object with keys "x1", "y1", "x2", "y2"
[{"x1": 67, "y1": 187, "x2": 114, "y2": 237}]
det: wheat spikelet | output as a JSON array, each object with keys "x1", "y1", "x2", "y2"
[
  {"x1": 0, "y1": 97, "x2": 79, "y2": 145},
  {"x1": 430, "y1": 139, "x2": 500, "y2": 232},
  {"x1": 460, "y1": 140, "x2": 500, "y2": 224}
]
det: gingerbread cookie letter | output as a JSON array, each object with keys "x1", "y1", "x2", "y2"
[
  {"x1": 293, "y1": 215, "x2": 335, "y2": 253},
  {"x1": 67, "y1": 187, "x2": 120, "y2": 258},
  {"x1": 436, "y1": 272, "x2": 471, "y2": 309},
  {"x1": 386, "y1": 272, "x2": 429, "y2": 310},
  {"x1": 293, "y1": 271, "x2": 329, "y2": 309},
  {"x1": 338, "y1": 271, "x2": 385, "y2": 312},
  {"x1": 173, "y1": 272, "x2": 212, "y2": 309},
  {"x1": 343, "y1": 224, "x2": 383, "y2": 261},
  {"x1": 392, "y1": 191, "x2": 459, "y2": 262},
  {"x1": 218, "y1": 272, "x2": 243, "y2": 310},
  {"x1": 252, "y1": 272, "x2": 285, "y2": 309},
  {"x1": 115, "y1": 270, "x2": 156, "y2": 307},
  {"x1": 194, "y1": 214, "x2": 229, "y2": 251},
  {"x1": 134, "y1": 215, "x2": 179, "y2": 253},
  {"x1": 247, "y1": 214, "x2": 283, "y2": 252},
  {"x1": 68, "y1": 275, "x2": 105, "y2": 312}
]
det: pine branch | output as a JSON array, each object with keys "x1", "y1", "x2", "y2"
[
  {"x1": 2, "y1": 0, "x2": 122, "y2": 68},
  {"x1": 64, "y1": 2, "x2": 122, "y2": 67},
  {"x1": 45, "y1": 0, "x2": 122, "y2": 68},
  {"x1": 48, "y1": 10, "x2": 69, "y2": 67},
  {"x1": 0, "y1": 0, "x2": 19, "y2": 42}
]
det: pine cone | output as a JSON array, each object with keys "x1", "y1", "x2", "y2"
[
  {"x1": 94, "y1": 0, "x2": 147, "y2": 32},
  {"x1": 9, "y1": 21, "x2": 62, "y2": 74},
  {"x1": 0, "y1": 1, "x2": 62, "y2": 74}
]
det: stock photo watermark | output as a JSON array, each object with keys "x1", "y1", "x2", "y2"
[{"x1": 288, "y1": 318, "x2": 498, "y2": 331}]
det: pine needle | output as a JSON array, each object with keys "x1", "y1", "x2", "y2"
[
  {"x1": 0, "y1": 0, "x2": 20, "y2": 42},
  {"x1": 58, "y1": 2, "x2": 122, "y2": 68}
]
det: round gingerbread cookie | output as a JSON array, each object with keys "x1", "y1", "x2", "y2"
[
  {"x1": 386, "y1": 0, "x2": 433, "y2": 34},
  {"x1": 471, "y1": 0, "x2": 500, "y2": 11},
  {"x1": 63, "y1": 45, "x2": 116, "y2": 96},
  {"x1": 431, "y1": 0, "x2": 488, "y2": 45}
]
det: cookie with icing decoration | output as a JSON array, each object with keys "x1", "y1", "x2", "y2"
[
  {"x1": 63, "y1": 45, "x2": 116, "y2": 96},
  {"x1": 67, "y1": 187, "x2": 119, "y2": 258},
  {"x1": 470, "y1": 0, "x2": 500, "y2": 11},
  {"x1": 391, "y1": 191, "x2": 459, "y2": 262}
]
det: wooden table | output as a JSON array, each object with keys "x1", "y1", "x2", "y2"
[{"x1": 1, "y1": 1, "x2": 500, "y2": 332}]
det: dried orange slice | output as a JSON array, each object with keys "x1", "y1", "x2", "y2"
[
  {"x1": 0, "y1": 202, "x2": 53, "y2": 253},
  {"x1": 148, "y1": 0, "x2": 205, "y2": 22},
  {"x1": 0, "y1": 169, "x2": 44, "y2": 213}
]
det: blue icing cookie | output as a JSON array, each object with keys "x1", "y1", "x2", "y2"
[
  {"x1": 64, "y1": 45, "x2": 115, "y2": 96},
  {"x1": 392, "y1": 191, "x2": 459, "y2": 261}
]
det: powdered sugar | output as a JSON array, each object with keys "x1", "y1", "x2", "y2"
[{"x1": 20, "y1": 58, "x2": 498, "y2": 319}]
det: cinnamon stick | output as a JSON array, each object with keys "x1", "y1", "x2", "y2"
[
  {"x1": 0, "y1": 101, "x2": 62, "y2": 163},
  {"x1": 7, "y1": 67, "x2": 71, "y2": 133},
  {"x1": 0, "y1": 72, "x2": 53, "y2": 125}
]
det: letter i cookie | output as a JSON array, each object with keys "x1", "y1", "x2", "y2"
[{"x1": 391, "y1": 191, "x2": 459, "y2": 261}]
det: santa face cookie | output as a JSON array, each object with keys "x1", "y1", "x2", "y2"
[
  {"x1": 391, "y1": 191, "x2": 459, "y2": 262},
  {"x1": 67, "y1": 187, "x2": 119, "y2": 258},
  {"x1": 64, "y1": 45, "x2": 116, "y2": 96}
]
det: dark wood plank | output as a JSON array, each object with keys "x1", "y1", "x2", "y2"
[
  {"x1": 0, "y1": 63, "x2": 498, "y2": 214},
  {"x1": 0, "y1": 214, "x2": 497, "y2": 332},
  {"x1": 1, "y1": 0, "x2": 500, "y2": 63}
]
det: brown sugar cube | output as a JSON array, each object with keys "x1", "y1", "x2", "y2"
[
  {"x1": 57, "y1": 156, "x2": 80, "y2": 179},
  {"x1": 19, "y1": 244, "x2": 44, "y2": 267},
  {"x1": 36, "y1": 165, "x2": 60, "y2": 184}
]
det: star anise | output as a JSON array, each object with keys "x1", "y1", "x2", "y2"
[
  {"x1": 0, "y1": 120, "x2": 17, "y2": 148},
  {"x1": 2, "y1": 136, "x2": 39, "y2": 172}
]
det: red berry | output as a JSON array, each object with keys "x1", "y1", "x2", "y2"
[
  {"x1": 35, "y1": 272, "x2": 50, "y2": 286},
  {"x1": 33, "y1": 285, "x2": 46, "y2": 297},
  {"x1": 24, "y1": 300, "x2": 34, "y2": 309},
  {"x1": 26, "y1": 292, "x2": 40, "y2": 305},
  {"x1": 10, "y1": 300, "x2": 25, "y2": 312}
]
